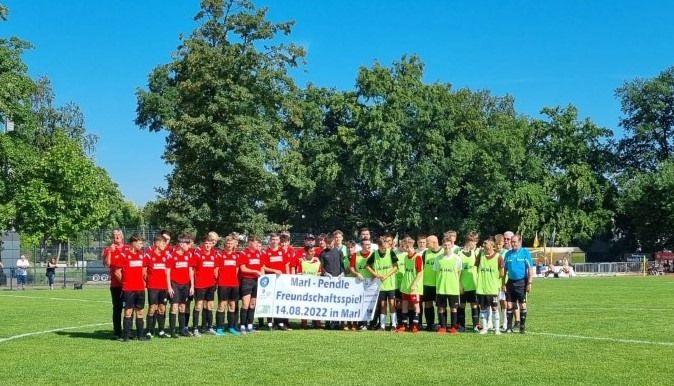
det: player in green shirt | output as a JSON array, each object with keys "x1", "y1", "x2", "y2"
[
  {"x1": 396, "y1": 237, "x2": 423, "y2": 333},
  {"x1": 422, "y1": 235, "x2": 442, "y2": 331},
  {"x1": 366, "y1": 234, "x2": 399, "y2": 331},
  {"x1": 434, "y1": 235, "x2": 463, "y2": 334},
  {"x1": 476, "y1": 239, "x2": 505, "y2": 335},
  {"x1": 458, "y1": 232, "x2": 480, "y2": 332},
  {"x1": 350, "y1": 239, "x2": 375, "y2": 330}
]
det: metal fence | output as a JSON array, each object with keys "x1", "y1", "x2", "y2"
[
  {"x1": 573, "y1": 262, "x2": 646, "y2": 275},
  {"x1": 0, "y1": 266, "x2": 103, "y2": 290}
]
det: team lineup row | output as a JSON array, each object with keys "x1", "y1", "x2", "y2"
[{"x1": 103, "y1": 228, "x2": 534, "y2": 341}]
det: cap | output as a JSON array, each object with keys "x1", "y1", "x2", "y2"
[{"x1": 305, "y1": 233, "x2": 315, "y2": 240}]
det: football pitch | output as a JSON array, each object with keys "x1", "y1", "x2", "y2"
[{"x1": 1, "y1": 276, "x2": 672, "y2": 386}]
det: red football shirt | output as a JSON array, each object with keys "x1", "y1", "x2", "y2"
[
  {"x1": 239, "y1": 248, "x2": 263, "y2": 279},
  {"x1": 191, "y1": 247, "x2": 218, "y2": 289},
  {"x1": 144, "y1": 248, "x2": 169, "y2": 290},
  {"x1": 167, "y1": 249, "x2": 192, "y2": 285},
  {"x1": 263, "y1": 247, "x2": 287, "y2": 273},
  {"x1": 119, "y1": 249, "x2": 145, "y2": 291},
  {"x1": 105, "y1": 244, "x2": 129, "y2": 288},
  {"x1": 217, "y1": 250, "x2": 240, "y2": 287}
]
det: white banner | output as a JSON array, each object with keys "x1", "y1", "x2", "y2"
[{"x1": 256, "y1": 274, "x2": 380, "y2": 321}]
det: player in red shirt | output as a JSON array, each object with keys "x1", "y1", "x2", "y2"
[
  {"x1": 292, "y1": 234, "x2": 316, "y2": 274},
  {"x1": 114, "y1": 234, "x2": 147, "y2": 342},
  {"x1": 238, "y1": 236, "x2": 265, "y2": 334},
  {"x1": 144, "y1": 234, "x2": 170, "y2": 339},
  {"x1": 215, "y1": 235, "x2": 240, "y2": 335},
  {"x1": 166, "y1": 233, "x2": 195, "y2": 338},
  {"x1": 191, "y1": 232, "x2": 219, "y2": 336},
  {"x1": 262, "y1": 233, "x2": 290, "y2": 330},
  {"x1": 102, "y1": 229, "x2": 129, "y2": 340}
]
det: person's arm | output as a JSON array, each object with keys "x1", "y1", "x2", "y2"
[
  {"x1": 365, "y1": 254, "x2": 379, "y2": 279},
  {"x1": 410, "y1": 255, "x2": 423, "y2": 293},
  {"x1": 189, "y1": 266, "x2": 195, "y2": 296},
  {"x1": 114, "y1": 266, "x2": 122, "y2": 284},
  {"x1": 166, "y1": 266, "x2": 174, "y2": 298}
]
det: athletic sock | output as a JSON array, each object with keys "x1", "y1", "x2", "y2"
[
  {"x1": 396, "y1": 309, "x2": 403, "y2": 326},
  {"x1": 450, "y1": 310, "x2": 458, "y2": 328},
  {"x1": 520, "y1": 308, "x2": 527, "y2": 328},
  {"x1": 201, "y1": 309, "x2": 208, "y2": 330},
  {"x1": 227, "y1": 311, "x2": 236, "y2": 329},
  {"x1": 493, "y1": 308, "x2": 500, "y2": 330},
  {"x1": 391, "y1": 312, "x2": 397, "y2": 327},
  {"x1": 424, "y1": 306, "x2": 435, "y2": 328},
  {"x1": 205, "y1": 309, "x2": 213, "y2": 330},
  {"x1": 480, "y1": 308, "x2": 489, "y2": 329},
  {"x1": 379, "y1": 313, "x2": 386, "y2": 328},
  {"x1": 157, "y1": 313, "x2": 166, "y2": 332},
  {"x1": 501, "y1": 309, "x2": 507, "y2": 329},
  {"x1": 184, "y1": 306, "x2": 191, "y2": 327},
  {"x1": 216, "y1": 311, "x2": 225, "y2": 329},
  {"x1": 178, "y1": 312, "x2": 186, "y2": 330},
  {"x1": 507, "y1": 308, "x2": 514, "y2": 329},
  {"x1": 240, "y1": 308, "x2": 248, "y2": 327},
  {"x1": 247, "y1": 308, "x2": 256, "y2": 326},
  {"x1": 457, "y1": 307, "x2": 465, "y2": 328},
  {"x1": 169, "y1": 313, "x2": 177, "y2": 333},
  {"x1": 123, "y1": 316, "x2": 132, "y2": 339},
  {"x1": 413, "y1": 312, "x2": 420, "y2": 326},
  {"x1": 258, "y1": 317, "x2": 264, "y2": 328},
  {"x1": 135, "y1": 317, "x2": 145, "y2": 338},
  {"x1": 193, "y1": 310, "x2": 201, "y2": 330},
  {"x1": 438, "y1": 310, "x2": 447, "y2": 328},
  {"x1": 146, "y1": 314, "x2": 155, "y2": 334},
  {"x1": 471, "y1": 307, "x2": 479, "y2": 328}
]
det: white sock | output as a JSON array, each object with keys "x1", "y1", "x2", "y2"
[
  {"x1": 501, "y1": 309, "x2": 507, "y2": 329},
  {"x1": 247, "y1": 324, "x2": 253, "y2": 330},
  {"x1": 391, "y1": 313, "x2": 397, "y2": 327},
  {"x1": 480, "y1": 309, "x2": 488, "y2": 328},
  {"x1": 379, "y1": 314, "x2": 386, "y2": 327},
  {"x1": 493, "y1": 308, "x2": 500, "y2": 330}
]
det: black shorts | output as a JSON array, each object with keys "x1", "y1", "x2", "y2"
[
  {"x1": 423, "y1": 285, "x2": 437, "y2": 302},
  {"x1": 121, "y1": 290, "x2": 145, "y2": 310},
  {"x1": 147, "y1": 289, "x2": 169, "y2": 305},
  {"x1": 435, "y1": 294, "x2": 460, "y2": 309},
  {"x1": 395, "y1": 289, "x2": 402, "y2": 300},
  {"x1": 194, "y1": 285, "x2": 216, "y2": 301},
  {"x1": 506, "y1": 280, "x2": 527, "y2": 303},
  {"x1": 170, "y1": 282, "x2": 190, "y2": 304},
  {"x1": 477, "y1": 294, "x2": 498, "y2": 308},
  {"x1": 240, "y1": 278, "x2": 258, "y2": 297},
  {"x1": 218, "y1": 286, "x2": 240, "y2": 302},
  {"x1": 377, "y1": 290, "x2": 396, "y2": 302},
  {"x1": 461, "y1": 290, "x2": 477, "y2": 304}
]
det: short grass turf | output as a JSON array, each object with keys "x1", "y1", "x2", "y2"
[{"x1": 1, "y1": 276, "x2": 673, "y2": 386}]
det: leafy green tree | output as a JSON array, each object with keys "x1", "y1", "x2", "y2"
[
  {"x1": 13, "y1": 133, "x2": 121, "y2": 247},
  {"x1": 616, "y1": 160, "x2": 674, "y2": 251},
  {"x1": 616, "y1": 66, "x2": 674, "y2": 172},
  {"x1": 136, "y1": 0, "x2": 305, "y2": 236}
]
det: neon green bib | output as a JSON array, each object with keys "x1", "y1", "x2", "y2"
[
  {"x1": 436, "y1": 254, "x2": 461, "y2": 295},
  {"x1": 301, "y1": 260, "x2": 321, "y2": 276},
  {"x1": 401, "y1": 253, "x2": 423, "y2": 295},
  {"x1": 460, "y1": 249, "x2": 478, "y2": 291},
  {"x1": 423, "y1": 249, "x2": 443, "y2": 286},
  {"x1": 372, "y1": 250, "x2": 396, "y2": 291},
  {"x1": 476, "y1": 252, "x2": 501, "y2": 295}
]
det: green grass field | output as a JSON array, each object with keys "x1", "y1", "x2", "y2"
[{"x1": 1, "y1": 276, "x2": 673, "y2": 385}]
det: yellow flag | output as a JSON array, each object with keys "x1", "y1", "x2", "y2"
[{"x1": 533, "y1": 231, "x2": 539, "y2": 248}]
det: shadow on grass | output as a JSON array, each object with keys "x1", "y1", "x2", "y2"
[{"x1": 54, "y1": 329, "x2": 113, "y2": 340}]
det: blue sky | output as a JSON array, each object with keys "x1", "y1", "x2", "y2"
[{"x1": 3, "y1": 0, "x2": 674, "y2": 205}]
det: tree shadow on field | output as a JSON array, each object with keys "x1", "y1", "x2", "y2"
[{"x1": 54, "y1": 329, "x2": 113, "y2": 340}]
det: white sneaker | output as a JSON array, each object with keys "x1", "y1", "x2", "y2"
[
  {"x1": 495, "y1": 329, "x2": 502, "y2": 335},
  {"x1": 479, "y1": 328, "x2": 489, "y2": 335}
]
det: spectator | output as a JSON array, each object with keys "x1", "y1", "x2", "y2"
[
  {"x1": 46, "y1": 256, "x2": 57, "y2": 290},
  {"x1": 16, "y1": 255, "x2": 30, "y2": 290}
]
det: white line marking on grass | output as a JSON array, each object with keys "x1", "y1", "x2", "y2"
[
  {"x1": 0, "y1": 323, "x2": 111, "y2": 344},
  {"x1": 535, "y1": 307, "x2": 674, "y2": 312},
  {"x1": 0, "y1": 294, "x2": 109, "y2": 304},
  {"x1": 529, "y1": 331, "x2": 674, "y2": 347}
]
